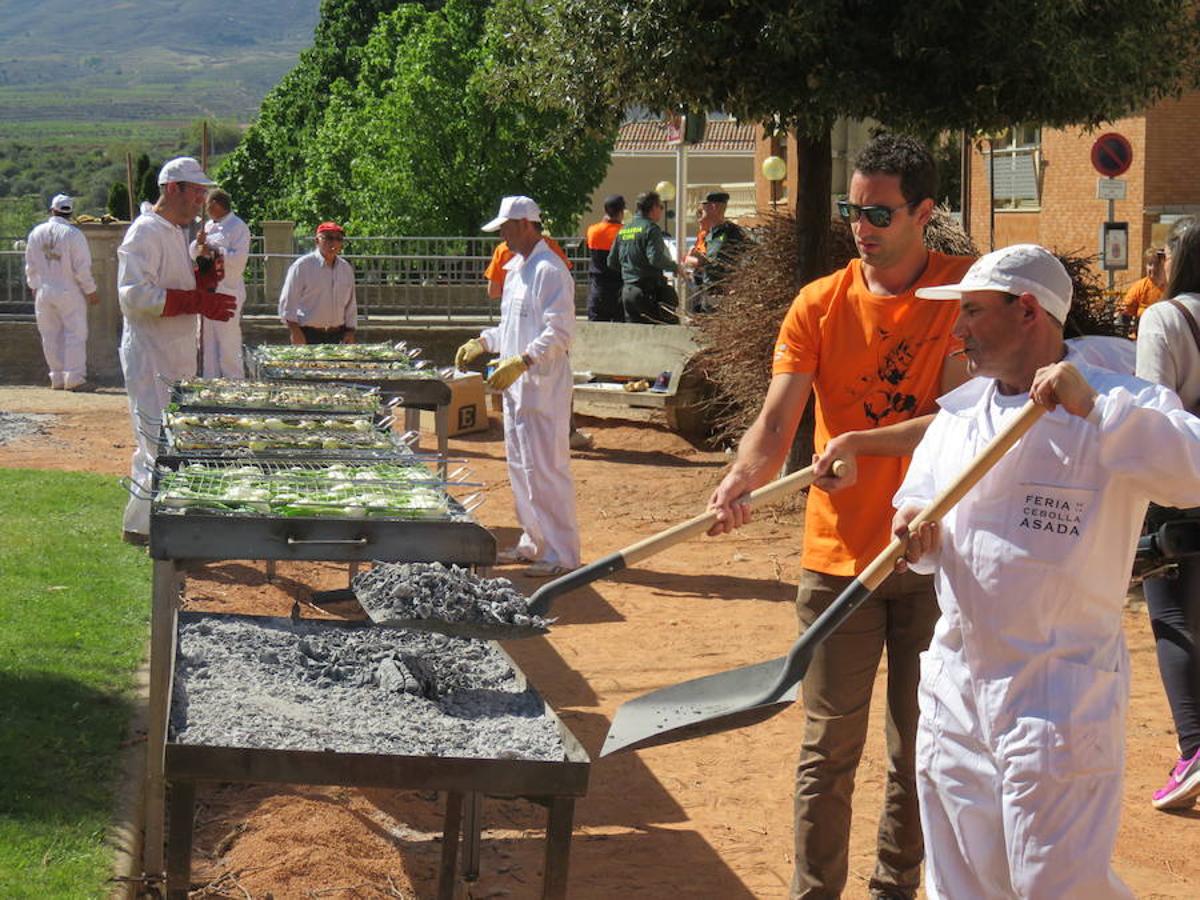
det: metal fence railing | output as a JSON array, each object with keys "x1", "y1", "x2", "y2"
[
  {"x1": 1, "y1": 234, "x2": 593, "y2": 321},
  {"x1": 0, "y1": 250, "x2": 32, "y2": 317}
]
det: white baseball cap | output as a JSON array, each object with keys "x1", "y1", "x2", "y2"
[
  {"x1": 481, "y1": 195, "x2": 541, "y2": 232},
  {"x1": 916, "y1": 243, "x2": 1072, "y2": 324},
  {"x1": 157, "y1": 156, "x2": 215, "y2": 187},
  {"x1": 50, "y1": 193, "x2": 73, "y2": 213}
]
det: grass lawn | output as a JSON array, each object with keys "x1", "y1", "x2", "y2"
[{"x1": 0, "y1": 468, "x2": 150, "y2": 898}]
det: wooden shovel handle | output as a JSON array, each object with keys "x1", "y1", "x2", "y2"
[{"x1": 621, "y1": 460, "x2": 846, "y2": 567}]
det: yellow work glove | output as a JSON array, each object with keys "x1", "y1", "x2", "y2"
[
  {"x1": 455, "y1": 338, "x2": 486, "y2": 371},
  {"x1": 488, "y1": 355, "x2": 529, "y2": 390}
]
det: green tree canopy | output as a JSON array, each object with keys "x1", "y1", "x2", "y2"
[
  {"x1": 496, "y1": 0, "x2": 1200, "y2": 278},
  {"x1": 298, "y1": 0, "x2": 613, "y2": 234},
  {"x1": 220, "y1": 0, "x2": 613, "y2": 234}
]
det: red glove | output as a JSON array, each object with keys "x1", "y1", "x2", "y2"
[
  {"x1": 162, "y1": 289, "x2": 237, "y2": 321},
  {"x1": 194, "y1": 254, "x2": 225, "y2": 291}
]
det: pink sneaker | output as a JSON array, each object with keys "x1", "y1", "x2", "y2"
[{"x1": 1152, "y1": 746, "x2": 1200, "y2": 810}]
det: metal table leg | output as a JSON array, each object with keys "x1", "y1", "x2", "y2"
[
  {"x1": 165, "y1": 780, "x2": 196, "y2": 900},
  {"x1": 435, "y1": 405, "x2": 450, "y2": 480},
  {"x1": 462, "y1": 791, "x2": 482, "y2": 881},
  {"x1": 144, "y1": 560, "x2": 182, "y2": 877},
  {"x1": 437, "y1": 790, "x2": 464, "y2": 900},
  {"x1": 404, "y1": 407, "x2": 421, "y2": 451},
  {"x1": 541, "y1": 797, "x2": 575, "y2": 900}
]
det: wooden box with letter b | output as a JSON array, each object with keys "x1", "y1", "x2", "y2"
[{"x1": 420, "y1": 372, "x2": 488, "y2": 436}]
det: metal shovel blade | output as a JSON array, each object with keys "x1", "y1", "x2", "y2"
[
  {"x1": 600, "y1": 401, "x2": 1046, "y2": 757},
  {"x1": 601, "y1": 656, "x2": 800, "y2": 756}
]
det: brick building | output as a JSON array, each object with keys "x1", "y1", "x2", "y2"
[{"x1": 967, "y1": 92, "x2": 1200, "y2": 288}]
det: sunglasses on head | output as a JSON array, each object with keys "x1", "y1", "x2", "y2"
[{"x1": 837, "y1": 199, "x2": 918, "y2": 228}]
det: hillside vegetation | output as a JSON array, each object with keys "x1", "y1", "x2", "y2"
[
  {"x1": 0, "y1": 0, "x2": 321, "y2": 121},
  {"x1": 0, "y1": 0, "x2": 320, "y2": 230}
]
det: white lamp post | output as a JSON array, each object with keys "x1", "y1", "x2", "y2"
[{"x1": 763, "y1": 155, "x2": 786, "y2": 208}]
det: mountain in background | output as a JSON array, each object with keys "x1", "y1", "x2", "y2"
[{"x1": 0, "y1": 0, "x2": 322, "y2": 121}]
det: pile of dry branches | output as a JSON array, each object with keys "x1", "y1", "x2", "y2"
[{"x1": 693, "y1": 210, "x2": 1119, "y2": 446}]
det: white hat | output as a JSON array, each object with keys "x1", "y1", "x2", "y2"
[
  {"x1": 916, "y1": 243, "x2": 1072, "y2": 323},
  {"x1": 157, "y1": 156, "x2": 215, "y2": 187},
  {"x1": 481, "y1": 195, "x2": 541, "y2": 232},
  {"x1": 50, "y1": 193, "x2": 73, "y2": 213}
]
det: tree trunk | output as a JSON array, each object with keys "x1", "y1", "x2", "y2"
[{"x1": 785, "y1": 129, "x2": 833, "y2": 474}]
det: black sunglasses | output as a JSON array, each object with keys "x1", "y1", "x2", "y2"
[{"x1": 837, "y1": 199, "x2": 918, "y2": 228}]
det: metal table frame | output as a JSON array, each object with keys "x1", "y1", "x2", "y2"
[
  {"x1": 159, "y1": 614, "x2": 588, "y2": 900},
  {"x1": 142, "y1": 516, "x2": 502, "y2": 891}
]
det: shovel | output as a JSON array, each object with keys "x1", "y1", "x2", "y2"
[
  {"x1": 601, "y1": 400, "x2": 1045, "y2": 757},
  {"x1": 362, "y1": 460, "x2": 845, "y2": 640}
]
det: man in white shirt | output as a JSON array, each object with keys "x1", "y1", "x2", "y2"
[
  {"x1": 455, "y1": 196, "x2": 580, "y2": 577},
  {"x1": 25, "y1": 193, "x2": 99, "y2": 391},
  {"x1": 893, "y1": 244, "x2": 1200, "y2": 898},
  {"x1": 278, "y1": 221, "x2": 357, "y2": 344},
  {"x1": 118, "y1": 156, "x2": 236, "y2": 544},
  {"x1": 191, "y1": 188, "x2": 252, "y2": 377}
]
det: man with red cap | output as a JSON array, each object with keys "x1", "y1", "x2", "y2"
[
  {"x1": 279, "y1": 221, "x2": 358, "y2": 344},
  {"x1": 118, "y1": 156, "x2": 237, "y2": 544}
]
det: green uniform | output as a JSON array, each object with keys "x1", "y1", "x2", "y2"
[
  {"x1": 690, "y1": 219, "x2": 747, "y2": 314},
  {"x1": 607, "y1": 215, "x2": 678, "y2": 324}
]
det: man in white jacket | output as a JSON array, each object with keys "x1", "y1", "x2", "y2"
[
  {"x1": 118, "y1": 157, "x2": 236, "y2": 544},
  {"x1": 455, "y1": 196, "x2": 580, "y2": 577},
  {"x1": 893, "y1": 244, "x2": 1200, "y2": 898},
  {"x1": 191, "y1": 188, "x2": 251, "y2": 377},
  {"x1": 25, "y1": 194, "x2": 99, "y2": 391}
]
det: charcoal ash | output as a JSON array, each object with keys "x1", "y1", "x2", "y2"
[
  {"x1": 170, "y1": 616, "x2": 566, "y2": 761},
  {"x1": 353, "y1": 562, "x2": 551, "y2": 632},
  {"x1": 0, "y1": 412, "x2": 53, "y2": 445}
]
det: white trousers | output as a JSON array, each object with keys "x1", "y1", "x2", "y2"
[
  {"x1": 917, "y1": 652, "x2": 1132, "y2": 900},
  {"x1": 502, "y1": 392, "x2": 580, "y2": 568},
  {"x1": 200, "y1": 295, "x2": 245, "y2": 378},
  {"x1": 35, "y1": 289, "x2": 88, "y2": 388}
]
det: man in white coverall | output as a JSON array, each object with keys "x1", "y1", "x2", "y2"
[
  {"x1": 455, "y1": 195, "x2": 580, "y2": 577},
  {"x1": 119, "y1": 157, "x2": 236, "y2": 544},
  {"x1": 24, "y1": 193, "x2": 99, "y2": 391},
  {"x1": 191, "y1": 188, "x2": 251, "y2": 377},
  {"x1": 892, "y1": 244, "x2": 1200, "y2": 898}
]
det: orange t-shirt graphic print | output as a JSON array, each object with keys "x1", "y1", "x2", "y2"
[{"x1": 772, "y1": 252, "x2": 974, "y2": 575}]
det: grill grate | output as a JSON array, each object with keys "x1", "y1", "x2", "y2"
[
  {"x1": 154, "y1": 460, "x2": 463, "y2": 520},
  {"x1": 173, "y1": 379, "x2": 383, "y2": 414}
]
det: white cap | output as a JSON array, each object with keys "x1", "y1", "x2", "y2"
[
  {"x1": 481, "y1": 195, "x2": 541, "y2": 232},
  {"x1": 916, "y1": 243, "x2": 1072, "y2": 324},
  {"x1": 50, "y1": 193, "x2": 73, "y2": 213},
  {"x1": 157, "y1": 156, "x2": 215, "y2": 187}
]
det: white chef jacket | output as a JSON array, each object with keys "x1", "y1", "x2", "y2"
[
  {"x1": 480, "y1": 239, "x2": 575, "y2": 380},
  {"x1": 25, "y1": 216, "x2": 96, "y2": 299},
  {"x1": 190, "y1": 211, "x2": 251, "y2": 301},
  {"x1": 119, "y1": 210, "x2": 200, "y2": 380},
  {"x1": 477, "y1": 239, "x2": 580, "y2": 568},
  {"x1": 278, "y1": 251, "x2": 357, "y2": 329},
  {"x1": 895, "y1": 359, "x2": 1200, "y2": 897}
]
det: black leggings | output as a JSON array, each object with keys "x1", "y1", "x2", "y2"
[{"x1": 1145, "y1": 554, "x2": 1200, "y2": 758}]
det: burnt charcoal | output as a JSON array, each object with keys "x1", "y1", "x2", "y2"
[{"x1": 352, "y1": 562, "x2": 552, "y2": 632}]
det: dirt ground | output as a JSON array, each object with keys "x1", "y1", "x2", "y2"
[{"x1": 2, "y1": 384, "x2": 1199, "y2": 899}]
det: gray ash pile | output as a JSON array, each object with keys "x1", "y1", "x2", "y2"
[
  {"x1": 171, "y1": 616, "x2": 566, "y2": 761},
  {"x1": 353, "y1": 561, "x2": 552, "y2": 632}
]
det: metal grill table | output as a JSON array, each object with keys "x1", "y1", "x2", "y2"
[
  {"x1": 141, "y1": 461, "x2": 497, "y2": 885},
  {"x1": 163, "y1": 614, "x2": 589, "y2": 899}
]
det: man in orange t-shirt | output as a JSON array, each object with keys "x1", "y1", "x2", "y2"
[
  {"x1": 708, "y1": 133, "x2": 973, "y2": 900},
  {"x1": 485, "y1": 223, "x2": 572, "y2": 299}
]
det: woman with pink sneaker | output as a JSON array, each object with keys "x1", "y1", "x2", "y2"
[{"x1": 1136, "y1": 219, "x2": 1200, "y2": 809}]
